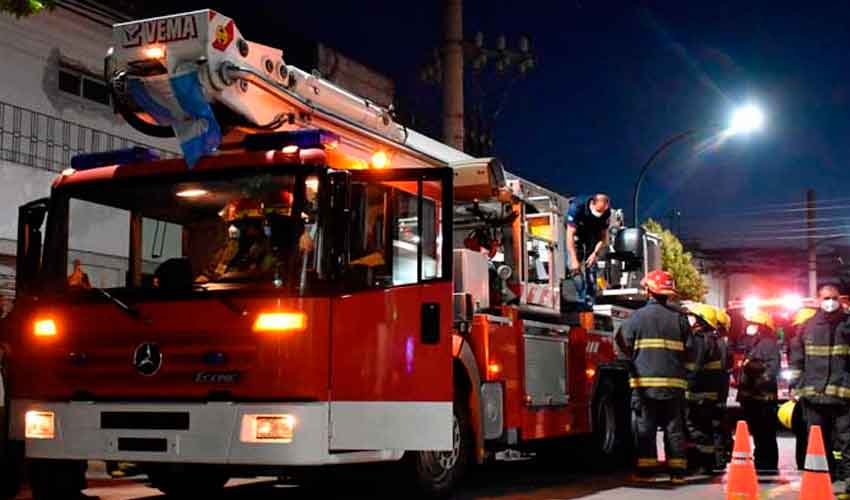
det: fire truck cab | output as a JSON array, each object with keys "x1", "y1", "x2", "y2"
[{"x1": 2, "y1": 10, "x2": 639, "y2": 499}]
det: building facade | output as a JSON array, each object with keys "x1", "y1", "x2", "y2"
[{"x1": 0, "y1": 3, "x2": 179, "y2": 314}]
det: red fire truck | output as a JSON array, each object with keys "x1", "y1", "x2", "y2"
[{"x1": 1, "y1": 10, "x2": 643, "y2": 498}]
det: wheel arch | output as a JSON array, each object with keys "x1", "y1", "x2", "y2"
[
  {"x1": 452, "y1": 334, "x2": 484, "y2": 464},
  {"x1": 590, "y1": 363, "x2": 630, "y2": 430}
]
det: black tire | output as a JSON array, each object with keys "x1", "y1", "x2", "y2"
[
  {"x1": 0, "y1": 440, "x2": 24, "y2": 500},
  {"x1": 407, "y1": 399, "x2": 472, "y2": 497},
  {"x1": 593, "y1": 379, "x2": 632, "y2": 465},
  {"x1": 28, "y1": 459, "x2": 87, "y2": 500},
  {"x1": 146, "y1": 463, "x2": 229, "y2": 497}
]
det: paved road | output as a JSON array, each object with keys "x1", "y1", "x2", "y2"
[{"x1": 14, "y1": 436, "x2": 806, "y2": 500}]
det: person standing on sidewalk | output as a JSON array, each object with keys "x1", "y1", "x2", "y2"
[
  {"x1": 737, "y1": 309, "x2": 781, "y2": 473},
  {"x1": 618, "y1": 270, "x2": 692, "y2": 484},
  {"x1": 789, "y1": 285, "x2": 850, "y2": 494}
]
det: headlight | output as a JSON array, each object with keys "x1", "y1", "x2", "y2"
[
  {"x1": 25, "y1": 411, "x2": 55, "y2": 439},
  {"x1": 240, "y1": 414, "x2": 295, "y2": 443}
]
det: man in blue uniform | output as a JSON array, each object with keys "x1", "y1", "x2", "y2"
[{"x1": 566, "y1": 193, "x2": 611, "y2": 306}]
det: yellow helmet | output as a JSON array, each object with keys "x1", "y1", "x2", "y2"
[
  {"x1": 683, "y1": 302, "x2": 719, "y2": 329},
  {"x1": 792, "y1": 307, "x2": 817, "y2": 327},
  {"x1": 777, "y1": 400, "x2": 796, "y2": 430},
  {"x1": 744, "y1": 309, "x2": 775, "y2": 331}
]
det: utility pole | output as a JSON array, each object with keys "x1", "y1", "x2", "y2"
[
  {"x1": 420, "y1": 2, "x2": 534, "y2": 154},
  {"x1": 807, "y1": 189, "x2": 817, "y2": 297},
  {"x1": 442, "y1": 0, "x2": 464, "y2": 150}
]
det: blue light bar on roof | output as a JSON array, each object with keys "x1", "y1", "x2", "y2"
[
  {"x1": 70, "y1": 147, "x2": 160, "y2": 170},
  {"x1": 242, "y1": 129, "x2": 341, "y2": 151}
]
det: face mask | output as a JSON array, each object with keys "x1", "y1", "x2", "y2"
[
  {"x1": 590, "y1": 206, "x2": 605, "y2": 218},
  {"x1": 746, "y1": 325, "x2": 758, "y2": 336},
  {"x1": 688, "y1": 315, "x2": 697, "y2": 327},
  {"x1": 228, "y1": 224, "x2": 240, "y2": 240},
  {"x1": 821, "y1": 299, "x2": 840, "y2": 313}
]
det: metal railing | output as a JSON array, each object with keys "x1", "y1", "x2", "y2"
[{"x1": 0, "y1": 100, "x2": 178, "y2": 172}]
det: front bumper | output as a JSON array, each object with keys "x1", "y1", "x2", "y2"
[{"x1": 9, "y1": 400, "x2": 401, "y2": 466}]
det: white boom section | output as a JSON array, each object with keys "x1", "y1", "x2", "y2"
[{"x1": 109, "y1": 10, "x2": 473, "y2": 168}]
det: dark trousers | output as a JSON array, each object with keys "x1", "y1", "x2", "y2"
[
  {"x1": 802, "y1": 400, "x2": 850, "y2": 481},
  {"x1": 686, "y1": 402, "x2": 725, "y2": 470},
  {"x1": 633, "y1": 395, "x2": 687, "y2": 474},
  {"x1": 741, "y1": 400, "x2": 779, "y2": 471}
]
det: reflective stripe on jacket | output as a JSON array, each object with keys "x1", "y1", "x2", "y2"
[
  {"x1": 790, "y1": 310, "x2": 850, "y2": 405},
  {"x1": 685, "y1": 328, "x2": 729, "y2": 403},
  {"x1": 619, "y1": 299, "x2": 691, "y2": 399}
]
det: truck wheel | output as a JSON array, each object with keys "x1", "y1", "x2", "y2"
[
  {"x1": 408, "y1": 400, "x2": 472, "y2": 497},
  {"x1": 146, "y1": 464, "x2": 229, "y2": 497},
  {"x1": 28, "y1": 459, "x2": 87, "y2": 500},
  {"x1": 593, "y1": 380, "x2": 631, "y2": 464}
]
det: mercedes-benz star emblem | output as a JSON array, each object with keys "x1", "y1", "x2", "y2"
[{"x1": 133, "y1": 342, "x2": 162, "y2": 376}]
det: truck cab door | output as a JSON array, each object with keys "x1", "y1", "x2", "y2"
[
  {"x1": 0, "y1": 200, "x2": 44, "y2": 500},
  {"x1": 328, "y1": 168, "x2": 454, "y2": 452}
]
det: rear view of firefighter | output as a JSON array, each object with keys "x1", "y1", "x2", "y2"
[
  {"x1": 682, "y1": 303, "x2": 727, "y2": 473},
  {"x1": 737, "y1": 309, "x2": 780, "y2": 473},
  {"x1": 789, "y1": 285, "x2": 850, "y2": 493},
  {"x1": 618, "y1": 270, "x2": 691, "y2": 483}
]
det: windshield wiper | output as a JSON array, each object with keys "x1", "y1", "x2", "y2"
[{"x1": 94, "y1": 287, "x2": 143, "y2": 321}]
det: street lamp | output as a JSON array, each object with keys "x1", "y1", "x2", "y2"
[{"x1": 632, "y1": 103, "x2": 766, "y2": 228}]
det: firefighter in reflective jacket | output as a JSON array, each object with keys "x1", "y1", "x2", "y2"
[
  {"x1": 789, "y1": 285, "x2": 850, "y2": 490},
  {"x1": 618, "y1": 270, "x2": 692, "y2": 483},
  {"x1": 737, "y1": 309, "x2": 781, "y2": 472},
  {"x1": 682, "y1": 303, "x2": 727, "y2": 473}
]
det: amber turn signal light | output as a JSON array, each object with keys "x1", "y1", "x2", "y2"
[
  {"x1": 253, "y1": 312, "x2": 306, "y2": 333},
  {"x1": 33, "y1": 318, "x2": 57, "y2": 337}
]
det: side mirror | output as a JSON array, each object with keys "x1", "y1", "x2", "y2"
[{"x1": 16, "y1": 198, "x2": 49, "y2": 296}]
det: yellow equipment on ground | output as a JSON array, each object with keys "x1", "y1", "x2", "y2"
[{"x1": 778, "y1": 400, "x2": 795, "y2": 430}]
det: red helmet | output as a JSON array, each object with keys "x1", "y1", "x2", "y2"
[{"x1": 641, "y1": 270, "x2": 677, "y2": 296}]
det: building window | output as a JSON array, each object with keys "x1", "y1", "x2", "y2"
[
  {"x1": 58, "y1": 66, "x2": 111, "y2": 107},
  {"x1": 58, "y1": 70, "x2": 81, "y2": 95}
]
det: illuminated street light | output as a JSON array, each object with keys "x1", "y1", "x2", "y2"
[
  {"x1": 632, "y1": 103, "x2": 768, "y2": 227},
  {"x1": 729, "y1": 104, "x2": 765, "y2": 135}
]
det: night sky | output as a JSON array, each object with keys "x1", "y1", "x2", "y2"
[{"x1": 148, "y1": 1, "x2": 850, "y2": 249}]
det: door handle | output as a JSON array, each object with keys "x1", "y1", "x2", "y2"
[{"x1": 421, "y1": 302, "x2": 440, "y2": 345}]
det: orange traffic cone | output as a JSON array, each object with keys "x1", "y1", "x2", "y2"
[
  {"x1": 726, "y1": 420, "x2": 758, "y2": 500},
  {"x1": 800, "y1": 425, "x2": 833, "y2": 500}
]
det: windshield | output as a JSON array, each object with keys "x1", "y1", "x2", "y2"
[{"x1": 45, "y1": 168, "x2": 323, "y2": 296}]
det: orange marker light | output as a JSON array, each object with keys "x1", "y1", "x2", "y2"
[
  {"x1": 33, "y1": 319, "x2": 57, "y2": 337},
  {"x1": 253, "y1": 312, "x2": 306, "y2": 333},
  {"x1": 488, "y1": 363, "x2": 502, "y2": 376},
  {"x1": 371, "y1": 150, "x2": 389, "y2": 169},
  {"x1": 143, "y1": 46, "x2": 165, "y2": 59},
  {"x1": 585, "y1": 368, "x2": 596, "y2": 379}
]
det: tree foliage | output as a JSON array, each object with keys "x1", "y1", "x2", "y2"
[
  {"x1": 0, "y1": 0, "x2": 55, "y2": 18},
  {"x1": 643, "y1": 218, "x2": 708, "y2": 302}
]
